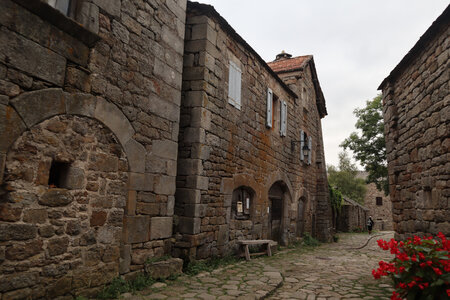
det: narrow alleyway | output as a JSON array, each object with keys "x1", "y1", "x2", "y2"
[{"x1": 126, "y1": 232, "x2": 395, "y2": 300}]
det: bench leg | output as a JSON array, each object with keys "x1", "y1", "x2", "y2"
[
  {"x1": 244, "y1": 245, "x2": 250, "y2": 261},
  {"x1": 267, "y1": 243, "x2": 272, "y2": 257}
]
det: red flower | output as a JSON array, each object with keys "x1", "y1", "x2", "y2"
[
  {"x1": 433, "y1": 267, "x2": 443, "y2": 276},
  {"x1": 447, "y1": 289, "x2": 450, "y2": 297},
  {"x1": 391, "y1": 291, "x2": 402, "y2": 300},
  {"x1": 418, "y1": 252, "x2": 425, "y2": 260}
]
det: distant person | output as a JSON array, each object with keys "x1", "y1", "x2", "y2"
[{"x1": 367, "y1": 216, "x2": 374, "y2": 234}]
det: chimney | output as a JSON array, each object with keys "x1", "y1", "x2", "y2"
[{"x1": 275, "y1": 50, "x2": 292, "y2": 61}]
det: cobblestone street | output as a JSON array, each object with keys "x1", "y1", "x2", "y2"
[{"x1": 125, "y1": 232, "x2": 395, "y2": 300}]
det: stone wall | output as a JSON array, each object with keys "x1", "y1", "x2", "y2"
[
  {"x1": 337, "y1": 202, "x2": 368, "y2": 233},
  {"x1": 380, "y1": 9, "x2": 449, "y2": 239},
  {"x1": 364, "y1": 182, "x2": 393, "y2": 231},
  {"x1": 0, "y1": 0, "x2": 186, "y2": 297},
  {"x1": 175, "y1": 3, "x2": 332, "y2": 260}
]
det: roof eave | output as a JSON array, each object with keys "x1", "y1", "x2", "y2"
[{"x1": 187, "y1": 1, "x2": 298, "y2": 100}]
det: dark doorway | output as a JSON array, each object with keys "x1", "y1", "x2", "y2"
[
  {"x1": 297, "y1": 197, "x2": 305, "y2": 236},
  {"x1": 268, "y1": 182, "x2": 284, "y2": 243}
]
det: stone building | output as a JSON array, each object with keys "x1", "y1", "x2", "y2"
[
  {"x1": 0, "y1": 0, "x2": 332, "y2": 297},
  {"x1": 337, "y1": 197, "x2": 368, "y2": 233},
  {"x1": 0, "y1": 0, "x2": 185, "y2": 297},
  {"x1": 357, "y1": 172, "x2": 393, "y2": 231},
  {"x1": 174, "y1": 2, "x2": 331, "y2": 260},
  {"x1": 379, "y1": 5, "x2": 449, "y2": 240}
]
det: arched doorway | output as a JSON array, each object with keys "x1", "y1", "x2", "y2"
[{"x1": 268, "y1": 181, "x2": 287, "y2": 243}]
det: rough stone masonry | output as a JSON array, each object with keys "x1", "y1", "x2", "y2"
[
  {"x1": 379, "y1": 5, "x2": 449, "y2": 240},
  {"x1": 0, "y1": 0, "x2": 333, "y2": 298}
]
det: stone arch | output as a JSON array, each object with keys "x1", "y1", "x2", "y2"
[
  {"x1": 264, "y1": 170, "x2": 294, "y2": 202},
  {"x1": 265, "y1": 171, "x2": 294, "y2": 245},
  {"x1": 0, "y1": 89, "x2": 147, "y2": 296},
  {"x1": 296, "y1": 187, "x2": 310, "y2": 237},
  {"x1": 0, "y1": 88, "x2": 145, "y2": 186}
]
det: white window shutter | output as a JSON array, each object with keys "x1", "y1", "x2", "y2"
[
  {"x1": 228, "y1": 61, "x2": 241, "y2": 110},
  {"x1": 235, "y1": 67, "x2": 242, "y2": 109},
  {"x1": 281, "y1": 101, "x2": 287, "y2": 136},
  {"x1": 308, "y1": 136, "x2": 312, "y2": 165},
  {"x1": 300, "y1": 130, "x2": 304, "y2": 161},
  {"x1": 266, "y1": 88, "x2": 273, "y2": 128}
]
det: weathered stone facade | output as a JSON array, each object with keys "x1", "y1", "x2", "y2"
[
  {"x1": 337, "y1": 198, "x2": 369, "y2": 232},
  {"x1": 357, "y1": 172, "x2": 393, "y2": 231},
  {"x1": 174, "y1": 2, "x2": 332, "y2": 260},
  {"x1": 0, "y1": 0, "x2": 186, "y2": 297},
  {"x1": 379, "y1": 5, "x2": 449, "y2": 240},
  {"x1": 0, "y1": 0, "x2": 333, "y2": 297}
]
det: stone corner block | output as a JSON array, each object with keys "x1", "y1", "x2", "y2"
[
  {"x1": 123, "y1": 215, "x2": 150, "y2": 244},
  {"x1": 154, "y1": 175, "x2": 176, "y2": 196},
  {"x1": 152, "y1": 140, "x2": 178, "y2": 160},
  {"x1": 10, "y1": 89, "x2": 66, "y2": 128},
  {"x1": 124, "y1": 139, "x2": 145, "y2": 173},
  {"x1": 150, "y1": 217, "x2": 173, "y2": 240},
  {"x1": 178, "y1": 216, "x2": 201, "y2": 235},
  {"x1": 176, "y1": 188, "x2": 201, "y2": 204},
  {"x1": 128, "y1": 172, "x2": 154, "y2": 192},
  {"x1": 94, "y1": 97, "x2": 134, "y2": 146}
]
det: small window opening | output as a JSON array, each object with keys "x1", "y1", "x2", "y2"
[
  {"x1": 376, "y1": 197, "x2": 383, "y2": 206},
  {"x1": 48, "y1": 161, "x2": 71, "y2": 188},
  {"x1": 232, "y1": 187, "x2": 253, "y2": 220}
]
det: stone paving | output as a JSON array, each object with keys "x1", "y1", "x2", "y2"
[{"x1": 123, "y1": 232, "x2": 395, "y2": 299}]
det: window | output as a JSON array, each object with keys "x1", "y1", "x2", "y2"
[
  {"x1": 228, "y1": 61, "x2": 242, "y2": 110},
  {"x1": 48, "y1": 161, "x2": 71, "y2": 188},
  {"x1": 376, "y1": 197, "x2": 383, "y2": 206},
  {"x1": 280, "y1": 100, "x2": 287, "y2": 137},
  {"x1": 266, "y1": 88, "x2": 273, "y2": 128},
  {"x1": 232, "y1": 187, "x2": 253, "y2": 220},
  {"x1": 45, "y1": 0, "x2": 73, "y2": 16}
]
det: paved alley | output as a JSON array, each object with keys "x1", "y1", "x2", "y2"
[{"x1": 125, "y1": 232, "x2": 395, "y2": 300}]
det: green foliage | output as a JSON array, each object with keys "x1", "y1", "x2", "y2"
[
  {"x1": 75, "y1": 297, "x2": 88, "y2": 300},
  {"x1": 183, "y1": 256, "x2": 240, "y2": 276},
  {"x1": 373, "y1": 233, "x2": 450, "y2": 300},
  {"x1": 97, "y1": 274, "x2": 155, "y2": 299},
  {"x1": 329, "y1": 184, "x2": 343, "y2": 213},
  {"x1": 327, "y1": 151, "x2": 366, "y2": 203},
  {"x1": 302, "y1": 233, "x2": 320, "y2": 247},
  {"x1": 341, "y1": 95, "x2": 388, "y2": 195}
]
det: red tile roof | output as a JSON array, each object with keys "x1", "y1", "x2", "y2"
[{"x1": 267, "y1": 55, "x2": 312, "y2": 73}]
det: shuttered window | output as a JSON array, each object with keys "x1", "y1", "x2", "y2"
[
  {"x1": 300, "y1": 130, "x2": 305, "y2": 161},
  {"x1": 266, "y1": 88, "x2": 273, "y2": 128},
  {"x1": 228, "y1": 61, "x2": 242, "y2": 110},
  {"x1": 280, "y1": 100, "x2": 287, "y2": 136},
  {"x1": 307, "y1": 135, "x2": 312, "y2": 165}
]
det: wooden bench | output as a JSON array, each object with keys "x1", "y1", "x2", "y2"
[{"x1": 237, "y1": 240, "x2": 273, "y2": 260}]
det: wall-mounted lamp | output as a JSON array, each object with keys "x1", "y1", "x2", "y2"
[{"x1": 302, "y1": 143, "x2": 310, "y2": 159}]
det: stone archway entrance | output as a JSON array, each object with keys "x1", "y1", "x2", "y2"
[{"x1": 268, "y1": 182, "x2": 285, "y2": 243}]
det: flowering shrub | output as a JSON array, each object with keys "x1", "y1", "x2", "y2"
[{"x1": 372, "y1": 232, "x2": 449, "y2": 300}]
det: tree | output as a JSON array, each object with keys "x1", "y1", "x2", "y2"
[
  {"x1": 341, "y1": 95, "x2": 389, "y2": 195},
  {"x1": 327, "y1": 152, "x2": 367, "y2": 203}
]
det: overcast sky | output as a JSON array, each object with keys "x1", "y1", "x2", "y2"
[{"x1": 198, "y1": 0, "x2": 448, "y2": 168}]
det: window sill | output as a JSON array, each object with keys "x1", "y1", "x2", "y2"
[{"x1": 12, "y1": 0, "x2": 100, "y2": 47}]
